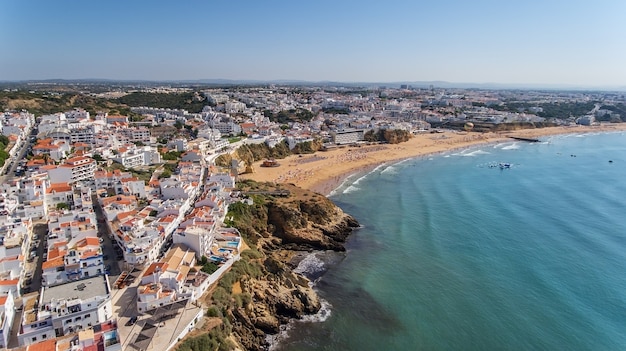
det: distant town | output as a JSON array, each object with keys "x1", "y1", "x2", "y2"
[{"x1": 0, "y1": 82, "x2": 624, "y2": 350}]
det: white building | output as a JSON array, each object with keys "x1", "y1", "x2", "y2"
[
  {"x1": 136, "y1": 245, "x2": 196, "y2": 313},
  {"x1": 17, "y1": 276, "x2": 113, "y2": 346},
  {"x1": 0, "y1": 291, "x2": 15, "y2": 349},
  {"x1": 47, "y1": 157, "x2": 97, "y2": 184},
  {"x1": 172, "y1": 226, "x2": 213, "y2": 260},
  {"x1": 331, "y1": 129, "x2": 365, "y2": 145}
]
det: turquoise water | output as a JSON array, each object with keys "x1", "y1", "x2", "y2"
[{"x1": 276, "y1": 132, "x2": 626, "y2": 351}]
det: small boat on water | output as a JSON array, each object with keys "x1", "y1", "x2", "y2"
[
  {"x1": 499, "y1": 162, "x2": 511, "y2": 169},
  {"x1": 487, "y1": 162, "x2": 512, "y2": 169}
]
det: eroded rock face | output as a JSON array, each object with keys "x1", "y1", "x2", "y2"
[
  {"x1": 233, "y1": 271, "x2": 322, "y2": 350},
  {"x1": 223, "y1": 183, "x2": 359, "y2": 350},
  {"x1": 267, "y1": 197, "x2": 359, "y2": 251}
]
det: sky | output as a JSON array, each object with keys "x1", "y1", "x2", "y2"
[{"x1": 1, "y1": 0, "x2": 625, "y2": 87}]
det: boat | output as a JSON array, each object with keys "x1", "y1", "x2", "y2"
[
  {"x1": 261, "y1": 159, "x2": 280, "y2": 167},
  {"x1": 499, "y1": 162, "x2": 511, "y2": 169}
]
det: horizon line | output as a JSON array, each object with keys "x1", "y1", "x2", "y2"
[{"x1": 1, "y1": 78, "x2": 625, "y2": 91}]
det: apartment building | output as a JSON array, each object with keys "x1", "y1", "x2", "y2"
[
  {"x1": 331, "y1": 129, "x2": 365, "y2": 145},
  {"x1": 18, "y1": 276, "x2": 113, "y2": 346},
  {"x1": 47, "y1": 157, "x2": 97, "y2": 184},
  {"x1": 118, "y1": 127, "x2": 151, "y2": 143}
]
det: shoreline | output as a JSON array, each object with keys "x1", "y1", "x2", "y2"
[{"x1": 240, "y1": 124, "x2": 626, "y2": 196}]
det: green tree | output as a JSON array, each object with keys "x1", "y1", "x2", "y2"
[{"x1": 159, "y1": 169, "x2": 172, "y2": 179}]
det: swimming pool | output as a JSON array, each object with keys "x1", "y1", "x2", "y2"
[{"x1": 209, "y1": 255, "x2": 226, "y2": 263}]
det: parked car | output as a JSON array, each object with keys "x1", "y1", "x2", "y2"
[{"x1": 125, "y1": 316, "x2": 138, "y2": 326}]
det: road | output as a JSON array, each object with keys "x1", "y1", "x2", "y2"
[
  {"x1": 92, "y1": 194, "x2": 123, "y2": 278},
  {"x1": 0, "y1": 130, "x2": 35, "y2": 182},
  {"x1": 22, "y1": 223, "x2": 48, "y2": 295}
]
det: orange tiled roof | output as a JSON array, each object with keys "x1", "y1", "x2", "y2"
[
  {"x1": 40, "y1": 164, "x2": 57, "y2": 171},
  {"x1": 77, "y1": 237, "x2": 100, "y2": 247},
  {"x1": 42, "y1": 256, "x2": 64, "y2": 270},
  {"x1": 144, "y1": 262, "x2": 168, "y2": 277},
  {"x1": 116, "y1": 210, "x2": 138, "y2": 221},
  {"x1": 80, "y1": 250, "x2": 99, "y2": 259},
  {"x1": 47, "y1": 182, "x2": 72, "y2": 193},
  {"x1": 48, "y1": 247, "x2": 66, "y2": 260},
  {"x1": 26, "y1": 339, "x2": 56, "y2": 351}
]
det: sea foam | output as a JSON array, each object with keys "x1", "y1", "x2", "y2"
[{"x1": 501, "y1": 143, "x2": 520, "y2": 150}]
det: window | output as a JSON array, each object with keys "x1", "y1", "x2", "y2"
[
  {"x1": 32, "y1": 337, "x2": 37, "y2": 342},
  {"x1": 85, "y1": 313, "x2": 91, "y2": 318},
  {"x1": 66, "y1": 319, "x2": 71, "y2": 324},
  {"x1": 42, "y1": 334, "x2": 47, "y2": 339}
]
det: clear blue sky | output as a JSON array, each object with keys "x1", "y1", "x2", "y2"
[{"x1": 1, "y1": 0, "x2": 625, "y2": 87}]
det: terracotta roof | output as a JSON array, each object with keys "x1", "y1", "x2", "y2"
[
  {"x1": 0, "y1": 296, "x2": 7, "y2": 305},
  {"x1": 76, "y1": 237, "x2": 100, "y2": 248},
  {"x1": 48, "y1": 247, "x2": 66, "y2": 260},
  {"x1": 144, "y1": 262, "x2": 168, "y2": 277},
  {"x1": 26, "y1": 339, "x2": 56, "y2": 351},
  {"x1": 40, "y1": 164, "x2": 57, "y2": 170},
  {"x1": 0, "y1": 279, "x2": 18, "y2": 286},
  {"x1": 121, "y1": 177, "x2": 139, "y2": 182},
  {"x1": 65, "y1": 156, "x2": 92, "y2": 163},
  {"x1": 80, "y1": 250, "x2": 99, "y2": 259},
  {"x1": 46, "y1": 182, "x2": 72, "y2": 193},
  {"x1": 116, "y1": 210, "x2": 138, "y2": 221},
  {"x1": 42, "y1": 256, "x2": 64, "y2": 270}
]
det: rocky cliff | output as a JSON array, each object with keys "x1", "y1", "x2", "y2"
[{"x1": 214, "y1": 181, "x2": 359, "y2": 350}]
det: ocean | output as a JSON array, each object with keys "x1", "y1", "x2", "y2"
[{"x1": 272, "y1": 132, "x2": 626, "y2": 351}]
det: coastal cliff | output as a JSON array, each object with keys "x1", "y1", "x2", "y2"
[{"x1": 187, "y1": 181, "x2": 359, "y2": 351}]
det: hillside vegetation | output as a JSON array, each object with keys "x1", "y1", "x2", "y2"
[
  {"x1": 176, "y1": 180, "x2": 359, "y2": 350},
  {"x1": 215, "y1": 139, "x2": 325, "y2": 168},
  {"x1": 115, "y1": 92, "x2": 207, "y2": 113},
  {"x1": 0, "y1": 91, "x2": 120, "y2": 116}
]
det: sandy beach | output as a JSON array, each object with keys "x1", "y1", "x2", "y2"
[{"x1": 239, "y1": 124, "x2": 626, "y2": 196}]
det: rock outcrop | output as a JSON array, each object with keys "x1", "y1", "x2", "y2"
[{"x1": 223, "y1": 181, "x2": 359, "y2": 350}]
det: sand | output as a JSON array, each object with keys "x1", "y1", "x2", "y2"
[{"x1": 239, "y1": 124, "x2": 626, "y2": 196}]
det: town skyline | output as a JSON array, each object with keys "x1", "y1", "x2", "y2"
[{"x1": 2, "y1": 0, "x2": 626, "y2": 87}]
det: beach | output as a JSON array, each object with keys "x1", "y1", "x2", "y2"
[
  {"x1": 276, "y1": 131, "x2": 626, "y2": 351},
  {"x1": 239, "y1": 124, "x2": 626, "y2": 195}
]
